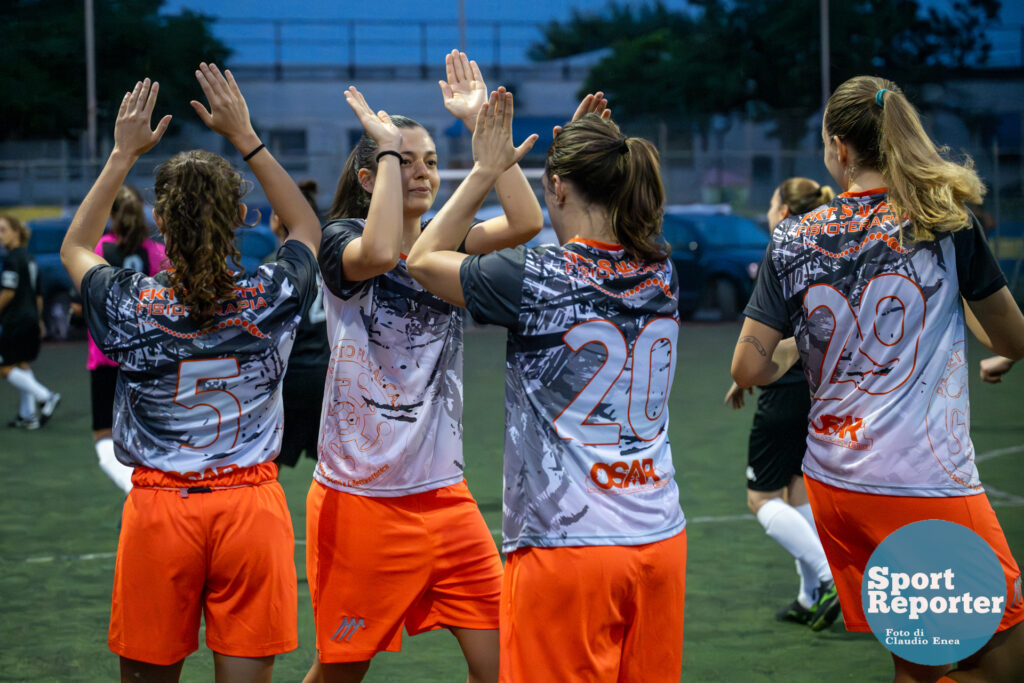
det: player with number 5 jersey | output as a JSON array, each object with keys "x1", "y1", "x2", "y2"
[
  {"x1": 61, "y1": 66, "x2": 321, "y2": 681},
  {"x1": 732, "y1": 76, "x2": 1024, "y2": 682},
  {"x1": 407, "y1": 90, "x2": 686, "y2": 683}
]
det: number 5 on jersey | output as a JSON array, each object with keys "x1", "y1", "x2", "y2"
[
  {"x1": 554, "y1": 317, "x2": 678, "y2": 445},
  {"x1": 174, "y1": 358, "x2": 242, "y2": 452}
]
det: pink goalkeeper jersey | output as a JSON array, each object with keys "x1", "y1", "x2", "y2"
[
  {"x1": 87, "y1": 235, "x2": 167, "y2": 370},
  {"x1": 745, "y1": 189, "x2": 1007, "y2": 497}
]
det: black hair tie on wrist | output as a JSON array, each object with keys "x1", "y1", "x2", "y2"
[
  {"x1": 376, "y1": 150, "x2": 403, "y2": 164},
  {"x1": 243, "y1": 143, "x2": 266, "y2": 162}
]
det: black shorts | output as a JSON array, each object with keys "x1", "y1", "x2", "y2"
[
  {"x1": 0, "y1": 321, "x2": 41, "y2": 366},
  {"x1": 746, "y1": 381, "x2": 811, "y2": 492},
  {"x1": 90, "y1": 365, "x2": 119, "y2": 431},
  {"x1": 275, "y1": 365, "x2": 327, "y2": 468}
]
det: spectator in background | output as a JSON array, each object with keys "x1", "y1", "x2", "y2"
[
  {"x1": 266, "y1": 179, "x2": 329, "y2": 473},
  {"x1": 0, "y1": 214, "x2": 60, "y2": 430},
  {"x1": 88, "y1": 185, "x2": 168, "y2": 494}
]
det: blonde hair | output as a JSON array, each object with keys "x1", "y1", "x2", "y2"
[
  {"x1": 824, "y1": 76, "x2": 985, "y2": 241},
  {"x1": 777, "y1": 177, "x2": 834, "y2": 215}
]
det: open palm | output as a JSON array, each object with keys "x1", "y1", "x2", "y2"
[{"x1": 439, "y1": 50, "x2": 487, "y2": 130}]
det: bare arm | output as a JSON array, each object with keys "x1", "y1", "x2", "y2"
[
  {"x1": 0, "y1": 288, "x2": 13, "y2": 315},
  {"x1": 190, "y1": 63, "x2": 320, "y2": 258},
  {"x1": 439, "y1": 51, "x2": 543, "y2": 254},
  {"x1": 61, "y1": 79, "x2": 172, "y2": 291},
  {"x1": 980, "y1": 355, "x2": 1014, "y2": 383},
  {"x1": 407, "y1": 90, "x2": 535, "y2": 306},
  {"x1": 731, "y1": 318, "x2": 797, "y2": 388},
  {"x1": 964, "y1": 287, "x2": 1024, "y2": 360},
  {"x1": 336, "y1": 87, "x2": 405, "y2": 282}
]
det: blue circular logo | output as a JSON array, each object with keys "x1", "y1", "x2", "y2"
[{"x1": 862, "y1": 520, "x2": 1006, "y2": 665}]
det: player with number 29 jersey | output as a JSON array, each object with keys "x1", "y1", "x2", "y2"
[
  {"x1": 82, "y1": 240, "x2": 318, "y2": 477},
  {"x1": 745, "y1": 190, "x2": 1005, "y2": 497},
  {"x1": 462, "y1": 238, "x2": 685, "y2": 552}
]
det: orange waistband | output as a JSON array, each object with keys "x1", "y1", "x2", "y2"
[{"x1": 131, "y1": 462, "x2": 278, "y2": 490}]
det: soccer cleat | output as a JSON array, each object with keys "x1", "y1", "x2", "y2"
[
  {"x1": 39, "y1": 393, "x2": 61, "y2": 425},
  {"x1": 776, "y1": 599, "x2": 813, "y2": 625},
  {"x1": 808, "y1": 580, "x2": 842, "y2": 632},
  {"x1": 8, "y1": 414, "x2": 40, "y2": 430}
]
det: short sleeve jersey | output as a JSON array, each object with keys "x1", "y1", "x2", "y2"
[
  {"x1": 0, "y1": 247, "x2": 40, "y2": 328},
  {"x1": 81, "y1": 240, "x2": 318, "y2": 477},
  {"x1": 315, "y1": 219, "x2": 465, "y2": 497},
  {"x1": 87, "y1": 235, "x2": 167, "y2": 370},
  {"x1": 745, "y1": 190, "x2": 1006, "y2": 497},
  {"x1": 460, "y1": 239, "x2": 686, "y2": 553}
]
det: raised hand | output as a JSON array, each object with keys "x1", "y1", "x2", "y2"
[
  {"x1": 472, "y1": 88, "x2": 537, "y2": 175},
  {"x1": 439, "y1": 50, "x2": 487, "y2": 132},
  {"x1": 190, "y1": 63, "x2": 257, "y2": 147},
  {"x1": 552, "y1": 91, "x2": 612, "y2": 138},
  {"x1": 113, "y1": 78, "x2": 171, "y2": 159},
  {"x1": 343, "y1": 86, "x2": 403, "y2": 151}
]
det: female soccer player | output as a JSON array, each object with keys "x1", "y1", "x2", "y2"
[
  {"x1": 308, "y1": 51, "x2": 542, "y2": 683},
  {"x1": 87, "y1": 185, "x2": 167, "y2": 493},
  {"x1": 60, "y1": 64, "x2": 321, "y2": 682},
  {"x1": 723, "y1": 177, "x2": 840, "y2": 631},
  {"x1": 731, "y1": 76, "x2": 1024, "y2": 682},
  {"x1": 407, "y1": 91, "x2": 687, "y2": 682},
  {"x1": 0, "y1": 214, "x2": 60, "y2": 430}
]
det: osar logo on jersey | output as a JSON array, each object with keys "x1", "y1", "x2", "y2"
[
  {"x1": 811, "y1": 413, "x2": 872, "y2": 450},
  {"x1": 589, "y1": 457, "x2": 667, "y2": 493}
]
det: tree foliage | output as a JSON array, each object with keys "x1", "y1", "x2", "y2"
[
  {"x1": 531, "y1": 0, "x2": 1001, "y2": 149},
  {"x1": 0, "y1": 0, "x2": 231, "y2": 141}
]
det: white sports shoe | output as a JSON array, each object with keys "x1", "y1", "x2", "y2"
[{"x1": 39, "y1": 393, "x2": 61, "y2": 425}]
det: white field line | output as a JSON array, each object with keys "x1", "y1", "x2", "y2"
[{"x1": 14, "y1": 444, "x2": 1023, "y2": 564}]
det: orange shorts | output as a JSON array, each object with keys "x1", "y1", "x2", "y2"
[
  {"x1": 306, "y1": 479, "x2": 502, "y2": 663},
  {"x1": 109, "y1": 463, "x2": 297, "y2": 665},
  {"x1": 804, "y1": 475, "x2": 1024, "y2": 633},
  {"x1": 500, "y1": 530, "x2": 687, "y2": 683}
]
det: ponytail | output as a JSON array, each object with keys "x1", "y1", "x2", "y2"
[
  {"x1": 328, "y1": 114, "x2": 424, "y2": 220},
  {"x1": 777, "y1": 177, "x2": 835, "y2": 215},
  {"x1": 825, "y1": 76, "x2": 984, "y2": 241},
  {"x1": 546, "y1": 114, "x2": 667, "y2": 263},
  {"x1": 111, "y1": 185, "x2": 147, "y2": 256}
]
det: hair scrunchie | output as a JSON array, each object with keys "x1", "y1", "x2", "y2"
[{"x1": 875, "y1": 89, "x2": 889, "y2": 108}]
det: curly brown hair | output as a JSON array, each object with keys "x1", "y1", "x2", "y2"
[{"x1": 154, "y1": 150, "x2": 250, "y2": 328}]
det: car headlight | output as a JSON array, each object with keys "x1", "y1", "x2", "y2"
[{"x1": 747, "y1": 262, "x2": 759, "y2": 280}]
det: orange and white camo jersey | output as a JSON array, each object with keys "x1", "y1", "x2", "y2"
[
  {"x1": 460, "y1": 238, "x2": 686, "y2": 553},
  {"x1": 80, "y1": 241, "x2": 319, "y2": 478},
  {"x1": 315, "y1": 219, "x2": 466, "y2": 497},
  {"x1": 745, "y1": 189, "x2": 1007, "y2": 497}
]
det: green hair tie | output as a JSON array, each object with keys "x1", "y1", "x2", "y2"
[{"x1": 875, "y1": 89, "x2": 889, "y2": 108}]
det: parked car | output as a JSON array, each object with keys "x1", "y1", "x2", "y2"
[{"x1": 661, "y1": 209, "x2": 770, "y2": 319}]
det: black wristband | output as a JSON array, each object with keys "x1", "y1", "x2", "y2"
[
  {"x1": 375, "y1": 150, "x2": 403, "y2": 164},
  {"x1": 243, "y1": 143, "x2": 266, "y2": 162}
]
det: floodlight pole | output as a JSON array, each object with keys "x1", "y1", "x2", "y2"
[
  {"x1": 459, "y1": 0, "x2": 466, "y2": 53},
  {"x1": 820, "y1": 0, "x2": 830, "y2": 106},
  {"x1": 85, "y1": 0, "x2": 97, "y2": 164}
]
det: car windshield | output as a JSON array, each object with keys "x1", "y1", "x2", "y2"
[{"x1": 667, "y1": 214, "x2": 768, "y2": 249}]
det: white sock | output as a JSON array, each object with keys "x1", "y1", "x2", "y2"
[
  {"x1": 7, "y1": 368, "x2": 51, "y2": 403},
  {"x1": 96, "y1": 438, "x2": 133, "y2": 494},
  {"x1": 756, "y1": 498, "x2": 832, "y2": 607},
  {"x1": 795, "y1": 503, "x2": 819, "y2": 539},
  {"x1": 19, "y1": 390, "x2": 36, "y2": 420}
]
